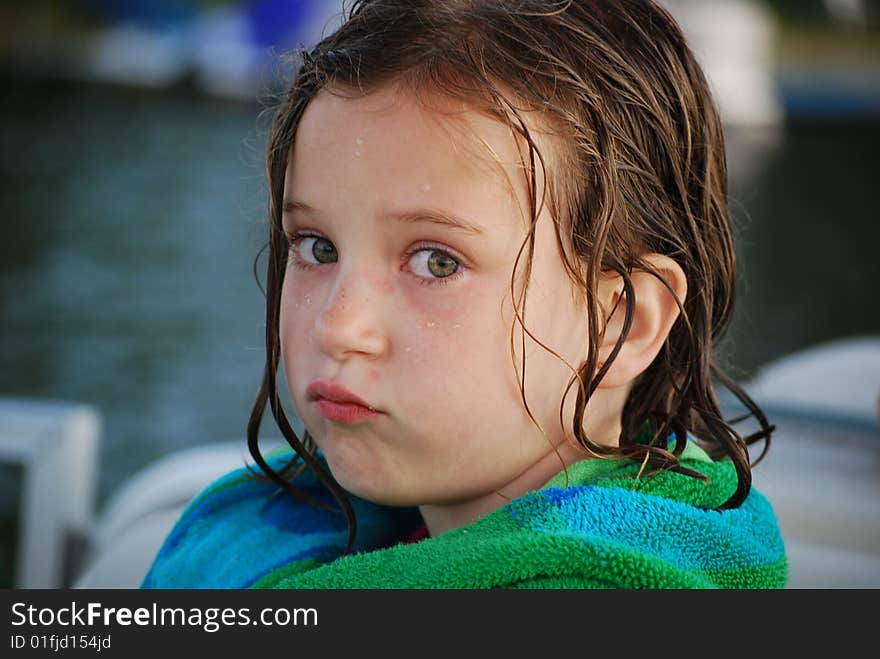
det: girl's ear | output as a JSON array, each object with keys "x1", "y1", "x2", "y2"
[{"x1": 595, "y1": 254, "x2": 687, "y2": 389}]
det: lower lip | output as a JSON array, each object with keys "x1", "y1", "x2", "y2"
[{"x1": 315, "y1": 398, "x2": 383, "y2": 424}]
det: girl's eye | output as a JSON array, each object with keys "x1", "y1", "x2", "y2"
[
  {"x1": 408, "y1": 248, "x2": 460, "y2": 280},
  {"x1": 292, "y1": 235, "x2": 337, "y2": 265}
]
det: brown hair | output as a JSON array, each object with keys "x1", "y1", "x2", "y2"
[{"x1": 247, "y1": 0, "x2": 774, "y2": 552}]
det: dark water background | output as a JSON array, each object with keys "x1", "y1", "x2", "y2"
[{"x1": 1, "y1": 80, "x2": 878, "y2": 506}]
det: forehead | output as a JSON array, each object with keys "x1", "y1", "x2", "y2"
[
  {"x1": 295, "y1": 83, "x2": 518, "y2": 171},
  {"x1": 287, "y1": 83, "x2": 556, "y2": 226}
]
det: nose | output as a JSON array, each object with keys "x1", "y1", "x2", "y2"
[{"x1": 312, "y1": 270, "x2": 389, "y2": 362}]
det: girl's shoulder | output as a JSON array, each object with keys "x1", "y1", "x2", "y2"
[
  {"x1": 540, "y1": 438, "x2": 733, "y2": 507},
  {"x1": 501, "y1": 439, "x2": 787, "y2": 588},
  {"x1": 140, "y1": 448, "x2": 421, "y2": 589},
  {"x1": 140, "y1": 449, "x2": 328, "y2": 588}
]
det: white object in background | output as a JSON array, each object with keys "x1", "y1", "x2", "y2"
[
  {"x1": 750, "y1": 419, "x2": 880, "y2": 588},
  {"x1": 83, "y1": 24, "x2": 192, "y2": 88},
  {"x1": 74, "y1": 441, "x2": 254, "y2": 588},
  {"x1": 0, "y1": 397, "x2": 100, "y2": 588},
  {"x1": 662, "y1": 0, "x2": 783, "y2": 126},
  {"x1": 747, "y1": 335, "x2": 880, "y2": 426},
  {"x1": 191, "y1": 9, "x2": 262, "y2": 100},
  {"x1": 745, "y1": 335, "x2": 880, "y2": 588}
]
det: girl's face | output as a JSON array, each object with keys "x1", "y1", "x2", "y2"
[{"x1": 280, "y1": 84, "x2": 594, "y2": 515}]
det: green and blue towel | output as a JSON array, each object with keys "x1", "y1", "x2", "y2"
[{"x1": 141, "y1": 439, "x2": 787, "y2": 589}]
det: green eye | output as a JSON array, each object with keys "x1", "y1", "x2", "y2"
[
  {"x1": 427, "y1": 250, "x2": 458, "y2": 277},
  {"x1": 408, "y1": 248, "x2": 459, "y2": 280},
  {"x1": 311, "y1": 237, "x2": 337, "y2": 264},
  {"x1": 289, "y1": 235, "x2": 337, "y2": 267}
]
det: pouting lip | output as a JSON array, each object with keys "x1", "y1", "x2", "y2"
[{"x1": 306, "y1": 380, "x2": 381, "y2": 411}]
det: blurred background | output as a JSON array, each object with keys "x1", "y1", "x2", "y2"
[{"x1": 1, "y1": 0, "x2": 878, "y2": 589}]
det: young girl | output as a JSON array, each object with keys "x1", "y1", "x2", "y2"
[{"x1": 143, "y1": 0, "x2": 787, "y2": 588}]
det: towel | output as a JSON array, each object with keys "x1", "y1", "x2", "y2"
[{"x1": 141, "y1": 439, "x2": 787, "y2": 588}]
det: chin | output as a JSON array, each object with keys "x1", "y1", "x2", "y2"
[
  {"x1": 312, "y1": 428, "x2": 425, "y2": 506},
  {"x1": 319, "y1": 443, "x2": 382, "y2": 498},
  {"x1": 326, "y1": 463, "x2": 420, "y2": 507}
]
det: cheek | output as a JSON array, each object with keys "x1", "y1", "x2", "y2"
[
  {"x1": 279, "y1": 283, "x2": 319, "y2": 373},
  {"x1": 400, "y1": 282, "x2": 509, "y2": 363},
  {"x1": 401, "y1": 288, "x2": 523, "y2": 416},
  {"x1": 524, "y1": 292, "x2": 589, "y2": 417}
]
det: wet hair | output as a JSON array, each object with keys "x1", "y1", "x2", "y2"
[{"x1": 247, "y1": 0, "x2": 774, "y2": 552}]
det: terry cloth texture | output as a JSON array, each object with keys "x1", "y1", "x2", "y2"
[{"x1": 141, "y1": 440, "x2": 787, "y2": 589}]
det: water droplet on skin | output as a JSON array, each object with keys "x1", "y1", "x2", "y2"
[
  {"x1": 452, "y1": 324, "x2": 461, "y2": 329},
  {"x1": 354, "y1": 149, "x2": 361, "y2": 157},
  {"x1": 304, "y1": 296, "x2": 312, "y2": 306},
  {"x1": 356, "y1": 137, "x2": 364, "y2": 146},
  {"x1": 404, "y1": 347, "x2": 412, "y2": 353},
  {"x1": 421, "y1": 182, "x2": 431, "y2": 192},
  {"x1": 426, "y1": 321, "x2": 437, "y2": 329}
]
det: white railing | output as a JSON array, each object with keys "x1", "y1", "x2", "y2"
[{"x1": 0, "y1": 398, "x2": 100, "y2": 588}]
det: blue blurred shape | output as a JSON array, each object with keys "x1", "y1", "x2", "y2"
[
  {"x1": 779, "y1": 70, "x2": 880, "y2": 120},
  {"x1": 247, "y1": 0, "x2": 315, "y2": 48}
]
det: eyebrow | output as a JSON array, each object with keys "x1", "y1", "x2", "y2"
[{"x1": 282, "y1": 199, "x2": 483, "y2": 236}]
